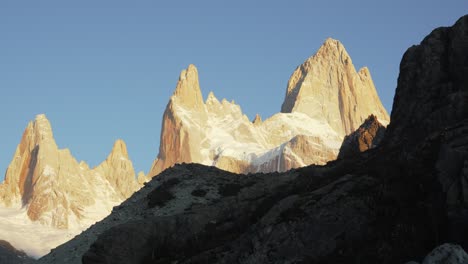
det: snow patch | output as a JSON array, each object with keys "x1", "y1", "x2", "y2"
[
  {"x1": 42, "y1": 165, "x2": 56, "y2": 177},
  {"x1": 174, "y1": 103, "x2": 344, "y2": 171}
]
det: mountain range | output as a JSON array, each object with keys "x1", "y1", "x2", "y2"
[
  {"x1": 0, "y1": 115, "x2": 142, "y2": 256},
  {"x1": 35, "y1": 14, "x2": 468, "y2": 264},
  {"x1": 149, "y1": 38, "x2": 389, "y2": 176},
  {"x1": 2, "y1": 26, "x2": 390, "y2": 260}
]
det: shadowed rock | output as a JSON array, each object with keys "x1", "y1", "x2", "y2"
[{"x1": 0, "y1": 240, "x2": 33, "y2": 264}]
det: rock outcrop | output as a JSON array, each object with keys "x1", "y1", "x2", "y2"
[
  {"x1": 252, "y1": 114, "x2": 262, "y2": 125},
  {"x1": 35, "y1": 15, "x2": 468, "y2": 264},
  {"x1": 337, "y1": 114, "x2": 386, "y2": 159},
  {"x1": 0, "y1": 114, "x2": 140, "y2": 230},
  {"x1": 407, "y1": 243, "x2": 468, "y2": 264},
  {"x1": 149, "y1": 40, "x2": 389, "y2": 177}
]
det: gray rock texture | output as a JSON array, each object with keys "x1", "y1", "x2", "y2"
[{"x1": 0, "y1": 240, "x2": 33, "y2": 264}]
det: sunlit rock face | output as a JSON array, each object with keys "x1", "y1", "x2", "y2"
[
  {"x1": 149, "y1": 39, "x2": 389, "y2": 177},
  {"x1": 281, "y1": 38, "x2": 390, "y2": 136},
  {"x1": 338, "y1": 114, "x2": 386, "y2": 159},
  {"x1": 0, "y1": 114, "x2": 140, "y2": 229}
]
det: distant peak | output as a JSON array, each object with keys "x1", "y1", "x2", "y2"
[
  {"x1": 31, "y1": 113, "x2": 54, "y2": 141},
  {"x1": 252, "y1": 113, "x2": 262, "y2": 125},
  {"x1": 313, "y1": 38, "x2": 351, "y2": 65},
  {"x1": 178, "y1": 64, "x2": 198, "y2": 81},
  {"x1": 35, "y1": 114, "x2": 48, "y2": 121},
  {"x1": 34, "y1": 114, "x2": 51, "y2": 127},
  {"x1": 172, "y1": 64, "x2": 204, "y2": 110},
  {"x1": 137, "y1": 171, "x2": 148, "y2": 185},
  {"x1": 206, "y1": 91, "x2": 220, "y2": 104},
  {"x1": 323, "y1": 37, "x2": 342, "y2": 46},
  {"x1": 110, "y1": 139, "x2": 129, "y2": 158}
]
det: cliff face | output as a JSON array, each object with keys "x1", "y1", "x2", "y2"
[
  {"x1": 149, "y1": 39, "x2": 389, "y2": 177},
  {"x1": 385, "y1": 17, "x2": 468, "y2": 150},
  {"x1": 0, "y1": 115, "x2": 140, "y2": 230},
  {"x1": 281, "y1": 38, "x2": 390, "y2": 136}
]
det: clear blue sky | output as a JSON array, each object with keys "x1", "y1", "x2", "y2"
[{"x1": 0, "y1": 1, "x2": 466, "y2": 180}]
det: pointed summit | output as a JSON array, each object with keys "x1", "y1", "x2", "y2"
[
  {"x1": 206, "y1": 91, "x2": 220, "y2": 105},
  {"x1": 28, "y1": 114, "x2": 55, "y2": 144},
  {"x1": 94, "y1": 139, "x2": 138, "y2": 200},
  {"x1": 281, "y1": 38, "x2": 389, "y2": 136},
  {"x1": 252, "y1": 113, "x2": 262, "y2": 125},
  {"x1": 109, "y1": 139, "x2": 129, "y2": 159},
  {"x1": 34, "y1": 114, "x2": 53, "y2": 130},
  {"x1": 172, "y1": 64, "x2": 204, "y2": 110},
  {"x1": 314, "y1": 38, "x2": 352, "y2": 65}
]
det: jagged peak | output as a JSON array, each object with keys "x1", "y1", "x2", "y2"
[
  {"x1": 220, "y1": 98, "x2": 238, "y2": 107},
  {"x1": 365, "y1": 114, "x2": 378, "y2": 122},
  {"x1": 283, "y1": 38, "x2": 354, "y2": 107},
  {"x1": 178, "y1": 64, "x2": 198, "y2": 82},
  {"x1": 323, "y1": 37, "x2": 342, "y2": 47},
  {"x1": 206, "y1": 91, "x2": 220, "y2": 105},
  {"x1": 361, "y1": 114, "x2": 384, "y2": 127},
  {"x1": 32, "y1": 114, "x2": 54, "y2": 140},
  {"x1": 281, "y1": 38, "x2": 389, "y2": 136},
  {"x1": 252, "y1": 113, "x2": 262, "y2": 125},
  {"x1": 35, "y1": 113, "x2": 48, "y2": 121},
  {"x1": 110, "y1": 139, "x2": 129, "y2": 159},
  {"x1": 171, "y1": 64, "x2": 204, "y2": 110},
  {"x1": 312, "y1": 37, "x2": 352, "y2": 65}
]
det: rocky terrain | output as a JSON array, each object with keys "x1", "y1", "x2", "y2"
[
  {"x1": 409, "y1": 244, "x2": 468, "y2": 264},
  {"x1": 149, "y1": 39, "x2": 389, "y2": 177},
  {"x1": 35, "y1": 14, "x2": 468, "y2": 264},
  {"x1": 0, "y1": 240, "x2": 32, "y2": 264}
]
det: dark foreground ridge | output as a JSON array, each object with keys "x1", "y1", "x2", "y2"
[
  {"x1": 38, "y1": 15, "x2": 468, "y2": 264},
  {"x1": 0, "y1": 240, "x2": 33, "y2": 264}
]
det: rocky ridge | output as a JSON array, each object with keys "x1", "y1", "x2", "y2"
[
  {"x1": 149, "y1": 39, "x2": 389, "y2": 177},
  {"x1": 37, "y1": 15, "x2": 468, "y2": 264}
]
